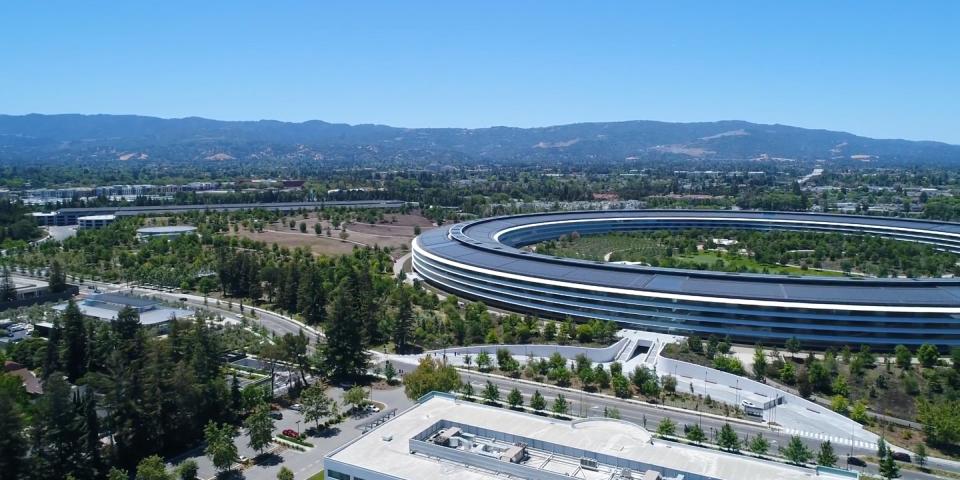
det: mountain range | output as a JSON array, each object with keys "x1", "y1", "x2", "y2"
[{"x1": 0, "y1": 113, "x2": 957, "y2": 165}]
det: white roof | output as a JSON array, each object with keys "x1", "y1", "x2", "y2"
[
  {"x1": 78, "y1": 214, "x2": 116, "y2": 221},
  {"x1": 327, "y1": 395, "x2": 822, "y2": 480}
]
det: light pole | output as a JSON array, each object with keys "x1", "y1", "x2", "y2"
[{"x1": 296, "y1": 420, "x2": 301, "y2": 437}]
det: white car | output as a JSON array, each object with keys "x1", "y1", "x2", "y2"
[{"x1": 290, "y1": 403, "x2": 303, "y2": 411}]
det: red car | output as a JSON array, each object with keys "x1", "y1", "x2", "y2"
[{"x1": 282, "y1": 429, "x2": 299, "y2": 439}]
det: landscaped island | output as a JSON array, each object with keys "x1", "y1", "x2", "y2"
[{"x1": 534, "y1": 229, "x2": 960, "y2": 278}]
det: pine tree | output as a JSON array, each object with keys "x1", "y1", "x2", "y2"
[
  {"x1": 552, "y1": 394, "x2": 569, "y2": 416},
  {"x1": 62, "y1": 300, "x2": 88, "y2": 382},
  {"x1": 0, "y1": 392, "x2": 26, "y2": 480},
  {"x1": 879, "y1": 451, "x2": 900, "y2": 479},
  {"x1": 717, "y1": 423, "x2": 740, "y2": 452},
  {"x1": 507, "y1": 387, "x2": 523, "y2": 409},
  {"x1": 323, "y1": 277, "x2": 370, "y2": 380},
  {"x1": 530, "y1": 390, "x2": 546, "y2": 411},
  {"x1": 816, "y1": 440, "x2": 838, "y2": 467},
  {"x1": 392, "y1": 286, "x2": 413, "y2": 353},
  {"x1": 0, "y1": 267, "x2": 15, "y2": 302},
  {"x1": 748, "y1": 434, "x2": 770, "y2": 457},
  {"x1": 781, "y1": 435, "x2": 813, "y2": 465},
  {"x1": 48, "y1": 260, "x2": 67, "y2": 293}
]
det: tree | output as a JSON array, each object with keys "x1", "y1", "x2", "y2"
[
  {"x1": 612, "y1": 374, "x2": 631, "y2": 398},
  {"x1": 914, "y1": 443, "x2": 927, "y2": 469},
  {"x1": 781, "y1": 435, "x2": 813, "y2": 465},
  {"x1": 816, "y1": 441, "x2": 838, "y2": 467},
  {"x1": 343, "y1": 385, "x2": 368, "y2": 412},
  {"x1": 685, "y1": 424, "x2": 706, "y2": 444},
  {"x1": 748, "y1": 434, "x2": 770, "y2": 457},
  {"x1": 507, "y1": 387, "x2": 523, "y2": 409},
  {"x1": 392, "y1": 287, "x2": 413, "y2": 353},
  {"x1": 204, "y1": 422, "x2": 238, "y2": 473},
  {"x1": 135, "y1": 455, "x2": 173, "y2": 480},
  {"x1": 476, "y1": 351, "x2": 492, "y2": 372},
  {"x1": 530, "y1": 390, "x2": 546, "y2": 412},
  {"x1": 245, "y1": 403, "x2": 275, "y2": 454},
  {"x1": 48, "y1": 260, "x2": 67, "y2": 293},
  {"x1": 717, "y1": 423, "x2": 740, "y2": 452},
  {"x1": 917, "y1": 344, "x2": 940, "y2": 368},
  {"x1": 877, "y1": 437, "x2": 888, "y2": 459},
  {"x1": 402, "y1": 356, "x2": 461, "y2": 400},
  {"x1": 0, "y1": 268, "x2": 15, "y2": 302},
  {"x1": 482, "y1": 381, "x2": 500, "y2": 404},
  {"x1": 0, "y1": 391, "x2": 26, "y2": 480},
  {"x1": 383, "y1": 361, "x2": 397, "y2": 384},
  {"x1": 108, "y1": 468, "x2": 130, "y2": 480},
  {"x1": 850, "y1": 399, "x2": 870, "y2": 424},
  {"x1": 61, "y1": 300, "x2": 88, "y2": 382},
  {"x1": 323, "y1": 277, "x2": 370, "y2": 380},
  {"x1": 785, "y1": 337, "x2": 802, "y2": 356},
  {"x1": 916, "y1": 399, "x2": 960, "y2": 446},
  {"x1": 894, "y1": 345, "x2": 912, "y2": 370},
  {"x1": 879, "y1": 451, "x2": 901, "y2": 479},
  {"x1": 176, "y1": 460, "x2": 198, "y2": 480},
  {"x1": 656, "y1": 418, "x2": 677, "y2": 437},
  {"x1": 552, "y1": 394, "x2": 569, "y2": 416},
  {"x1": 951, "y1": 347, "x2": 960, "y2": 372},
  {"x1": 752, "y1": 344, "x2": 768, "y2": 381},
  {"x1": 277, "y1": 466, "x2": 295, "y2": 480}
]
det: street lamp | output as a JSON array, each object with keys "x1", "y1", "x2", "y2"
[{"x1": 296, "y1": 420, "x2": 301, "y2": 437}]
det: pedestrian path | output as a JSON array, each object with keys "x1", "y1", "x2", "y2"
[{"x1": 781, "y1": 428, "x2": 876, "y2": 450}]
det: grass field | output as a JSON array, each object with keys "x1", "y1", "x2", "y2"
[{"x1": 536, "y1": 233, "x2": 848, "y2": 277}]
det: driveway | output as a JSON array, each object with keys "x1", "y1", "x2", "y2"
[{"x1": 168, "y1": 383, "x2": 414, "y2": 480}]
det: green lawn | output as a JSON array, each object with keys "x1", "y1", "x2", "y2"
[{"x1": 674, "y1": 252, "x2": 846, "y2": 277}]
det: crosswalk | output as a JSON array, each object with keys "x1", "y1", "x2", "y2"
[{"x1": 781, "y1": 428, "x2": 876, "y2": 450}]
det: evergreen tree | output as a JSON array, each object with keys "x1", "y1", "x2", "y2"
[
  {"x1": 0, "y1": 267, "x2": 15, "y2": 302},
  {"x1": 0, "y1": 391, "x2": 26, "y2": 480},
  {"x1": 61, "y1": 300, "x2": 88, "y2": 382},
  {"x1": 48, "y1": 260, "x2": 67, "y2": 293},
  {"x1": 685, "y1": 424, "x2": 706, "y2": 444},
  {"x1": 134, "y1": 455, "x2": 172, "y2": 480},
  {"x1": 323, "y1": 277, "x2": 370, "y2": 380},
  {"x1": 717, "y1": 423, "x2": 740, "y2": 452},
  {"x1": 879, "y1": 451, "x2": 901, "y2": 479},
  {"x1": 482, "y1": 381, "x2": 500, "y2": 404},
  {"x1": 530, "y1": 390, "x2": 546, "y2": 411},
  {"x1": 392, "y1": 286, "x2": 413, "y2": 353},
  {"x1": 301, "y1": 382, "x2": 335, "y2": 429},
  {"x1": 781, "y1": 436, "x2": 813, "y2": 465},
  {"x1": 507, "y1": 387, "x2": 523, "y2": 409},
  {"x1": 816, "y1": 440, "x2": 838, "y2": 467},
  {"x1": 551, "y1": 394, "x2": 569, "y2": 416},
  {"x1": 748, "y1": 434, "x2": 770, "y2": 457}
]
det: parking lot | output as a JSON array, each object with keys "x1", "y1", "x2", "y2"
[{"x1": 168, "y1": 383, "x2": 413, "y2": 480}]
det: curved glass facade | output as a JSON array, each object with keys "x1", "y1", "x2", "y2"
[{"x1": 413, "y1": 211, "x2": 960, "y2": 348}]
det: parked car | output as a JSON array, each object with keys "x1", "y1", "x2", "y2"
[
  {"x1": 269, "y1": 411, "x2": 283, "y2": 420},
  {"x1": 290, "y1": 403, "x2": 303, "y2": 411},
  {"x1": 282, "y1": 429, "x2": 299, "y2": 439},
  {"x1": 364, "y1": 404, "x2": 381, "y2": 413}
]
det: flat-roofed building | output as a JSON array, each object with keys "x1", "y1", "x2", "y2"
[
  {"x1": 136, "y1": 225, "x2": 197, "y2": 240},
  {"x1": 54, "y1": 292, "x2": 193, "y2": 332},
  {"x1": 77, "y1": 214, "x2": 116, "y2": 229},
  {"x1": 325, "y1": 393, "x2": 854, "y2": 480}
]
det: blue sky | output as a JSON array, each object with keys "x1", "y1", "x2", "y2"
[{"x1": 2, "y1": 1, "x2": 958, "y2": 143}]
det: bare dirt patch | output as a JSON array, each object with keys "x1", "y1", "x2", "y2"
[{"x1": 228, "y1": 212, "x2": 436, "y2": 257}]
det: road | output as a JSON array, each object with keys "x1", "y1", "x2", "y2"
[{"x1": 73, "y1": 277, "x2": 960, "y2": 479}]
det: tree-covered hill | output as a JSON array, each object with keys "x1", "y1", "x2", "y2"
[{"x1": 1, "y1": 114, "x2": 958, "y2": 166}]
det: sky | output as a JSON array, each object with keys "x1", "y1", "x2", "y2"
[{"x1": 2, "y1": 1, "x2": 958, "y2": 143}]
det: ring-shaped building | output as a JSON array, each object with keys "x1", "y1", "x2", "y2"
[{"x1": 412, "y1": 210, "x2": 960, "y2": 348}]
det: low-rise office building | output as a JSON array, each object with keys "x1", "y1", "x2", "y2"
[
  {"x1": 54, "y1": 293, "x2": 193, "y2": 332},
  {"x1": 325, "y1": 393, "x2": 849, "y2": 480},
  {"x1": 77, "y1": 214, "x2": 116, "y2": 229},
  {"x1": 136, "y1": 225, "x2": 198, "y2": 240}
]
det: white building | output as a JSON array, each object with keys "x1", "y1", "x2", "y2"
[
  {"x1": 77, "y1": 214, "x2": 116, "y2": 229},
  {"x1": 324, "y1": 393, "x2": 853, "y2": 480}
]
